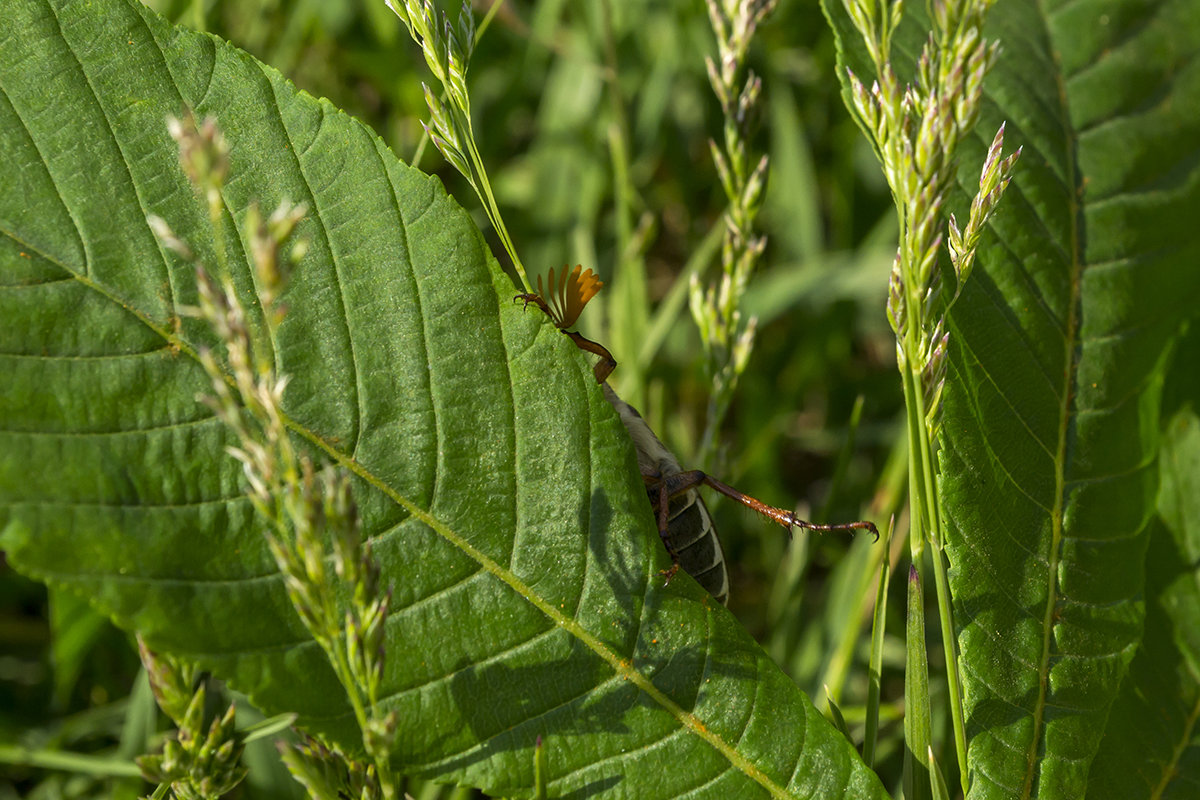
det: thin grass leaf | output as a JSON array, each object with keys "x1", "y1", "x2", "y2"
[{"x1": 904, "y1": 564, "x2": 931, "y2": 800}]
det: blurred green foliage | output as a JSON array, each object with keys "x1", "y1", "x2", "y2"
[{"x1": 2, "y1": 0, "x2": 909, "y2": 796}]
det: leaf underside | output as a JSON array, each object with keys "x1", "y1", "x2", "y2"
[
  {"x1": 822, "y1": 0, "x2": 1200, "y2": 797},
  {"x1": 1084, "y1": 410, "x2": 1200, "y2": 799},
  {"x1": 0, "y1": 1, "x2": 887, "y2": 798}
]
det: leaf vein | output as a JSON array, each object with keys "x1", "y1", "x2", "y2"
[
  {"x1": 949, "y1": 344, "x2": 1057, "y2": 512},
  {"x1": 274, "y1": 96, "x2": 365, "y2": 458},
  {"x1": 547, "y1": 718, "x2": 688, "y2": 788},
  {"x1": 382, "y1": 622, "x2": 563, "y2": 706}
]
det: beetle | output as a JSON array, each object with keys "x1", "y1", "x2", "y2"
[{"x1": 518, "y1": 265, "x2": 877, "y2": 604}]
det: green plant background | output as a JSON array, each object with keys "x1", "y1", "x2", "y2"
[{"x1": 2, "y1": 0, "x2": 1199, "y2": 799}]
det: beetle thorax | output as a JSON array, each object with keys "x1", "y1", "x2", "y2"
[{"x1": 601, "y1": 383, "x2": 682, "y2": 478}]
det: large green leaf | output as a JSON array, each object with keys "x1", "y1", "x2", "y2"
[
  {"x1": 0, "y1": 0, "x2": 887, "y2": 797},
  {"x1": 822, "y1": 0, "x2": 1200, "y2": 796},
  {"x1": 1084, "y1": 409, "x2": 1200, "y2": 799}
]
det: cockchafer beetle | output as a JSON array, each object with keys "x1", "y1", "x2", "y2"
[{"x1": 518, "y1": 265, "x2": 877, "y2": 605}]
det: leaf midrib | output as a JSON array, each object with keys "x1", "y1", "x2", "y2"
[{"x1": 1021, "y1": 3, "x2": 1082, "y2": 791}]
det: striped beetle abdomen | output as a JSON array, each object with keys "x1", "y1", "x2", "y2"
[
  {"x1": 658, "y1": 485, "x2": 729, "y2": 605},
  {"x1": 603, "y1": 384, "x2": 730, "y2": 605}
]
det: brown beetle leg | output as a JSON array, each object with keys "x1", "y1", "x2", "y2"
[
  {"x1": 643, "y1": 473, "x2": 684, "y2": 585},
  {"x1": 563, "y1": 331, "x2": 617, "y2": 384},
  {"x1": 658, "y1": 470, "x2": 879, "y2": 542},
  {"x1": 515, "y1": 292, "x2": 551, "y2": 315}
]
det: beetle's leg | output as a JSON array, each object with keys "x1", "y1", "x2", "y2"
[
  {"x1": 643, "y1": 474, "x2": 683, "y2": 585},
  {"x1": 514, "y1": 292, "x2": 551, "y2": 316},
  {"x1": 660, "y1": 470, "x2": 879, "y2": 542},
  {"x1": 563, "y1": 331, "x2": 617, "y2": 383}
]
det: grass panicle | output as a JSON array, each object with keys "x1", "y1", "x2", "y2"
[
  {"x1": 387, "y1": 0, "x2": 530, "y2": 292},
  {"x1": 841, "y1": 0, "x2": 1021, "y2": 786},
  {"x1": 149, "y1": 112, "x2": 399, "y2": 800},
  {"x1": 689, "y1": 0, "x2": 777, "y2": 466},
  {"x1": 135, "y1": 638, "x2": 247, "y2": 800}
]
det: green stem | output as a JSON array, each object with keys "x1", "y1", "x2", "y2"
[
  {"x1": 321, "y1": 638, "x2": 396, "y2": 798},
  {"x1": 455, "y1": 110, "x2": 530, "y2": 292},
  {"x1": 698, "y1": 385, "x2": 729, "y2": 469},
  {"x1": 901, "y1": 347, "x2": 968, "y2": 780},
  {"x1": 377, "y1": 761, "x2": 397, "y2": 799},
  {"x1": 901, "y1": 365, "x2": 929, "y2": 556},
  {"x1": 410, "y1": 129, "x2": 430, "y2": 169},
  {"x1": 187, "y1": 0, "x2": 205, "y2": 32},
  {"x1": 930, "y1": 526, "x2": 968, "y2": 779},
  {"x1": 476, "y1": 0, "x2": 505, "y2": 38},
  {"x1": 324, "y1": 635, "x2": 368, "y2": 729}
]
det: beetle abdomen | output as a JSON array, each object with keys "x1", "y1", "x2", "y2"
[
  {"x1": 603, "y1": 384, "x2": 731, "y2": 605},
  {"x1": 660, "y1": 487, "x2": 729, "y2": 605}
]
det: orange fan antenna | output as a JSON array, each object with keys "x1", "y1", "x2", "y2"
[
  {"x1": 537, "y1": 265, "x2": 603, "y2": 330},
  {"x1": 517, "y1": 265, "x2": 615, "y2": 383}
]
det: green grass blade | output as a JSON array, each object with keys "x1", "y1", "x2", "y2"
[
  {"x1": 863, "y1": 518, "x2": 893, "y2": 769},
  {"x1": 904, "y1": 564, "x2": 931, "y2": 800}
]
